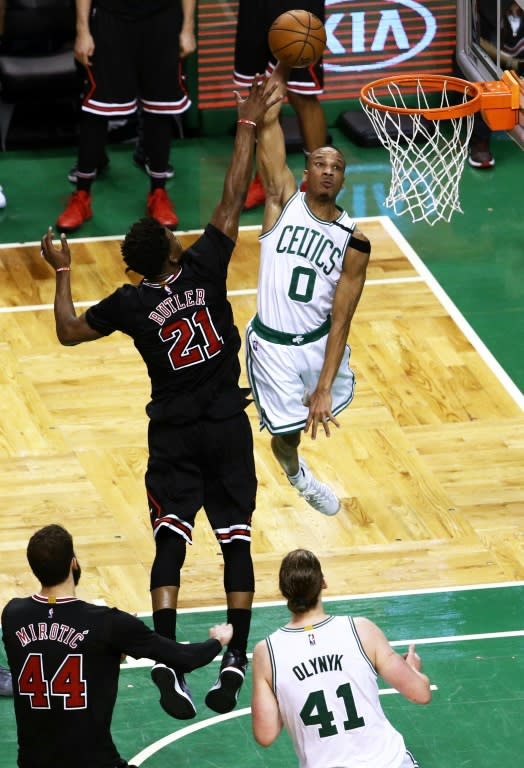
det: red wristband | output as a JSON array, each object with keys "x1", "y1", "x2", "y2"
[
  {"x1": 56, "y1": 267, "x2": 71, "y2": 272},
  {"x1": 237, "y1": 119, "x2": 257, "y2": 128}
]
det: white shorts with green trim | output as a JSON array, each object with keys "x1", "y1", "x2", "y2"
[{"x1": 245, "y1": 317, "x2": 355, "y2": 435}]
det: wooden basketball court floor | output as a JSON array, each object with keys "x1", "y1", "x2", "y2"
[
  {"x1": 0, "y1": 216, "x2": 523, "y2": 766},
  {"x1": 0, "y1": 216, "x2": 522, "y2": 613}
]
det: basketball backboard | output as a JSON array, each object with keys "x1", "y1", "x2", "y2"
[{"x1": 456, "y1": 0, "x2": 524, "y2": 149}]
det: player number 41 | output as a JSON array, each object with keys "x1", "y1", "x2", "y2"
[{"x1": 300, "y1": 682, "x2": 365, "y2": 737}]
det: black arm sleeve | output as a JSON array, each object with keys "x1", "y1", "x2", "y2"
[{"x1": 107, "y1": 609, "x2": 222, "y2": 672}]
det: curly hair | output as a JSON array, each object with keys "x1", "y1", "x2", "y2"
[
  {"x1": 279, "y1": 549, "x2": 324, "y2": 614},
  {"x1": 27, "y1": 524, "x2": 75, "y2": 587},
  {"x1": 121, "y1": 217, "x2": 171, "y2": 279}
]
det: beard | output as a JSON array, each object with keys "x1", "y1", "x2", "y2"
[{"x1": 72, "y1": 558, "x2": 82, "y2": 586}]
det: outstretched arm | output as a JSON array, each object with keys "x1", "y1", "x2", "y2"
[
  {"x1": 210, "y1": 79, "x2": 281, "y2": 241},
  {"x1": 40, "y1": 227, "x2": 102, "y2": 346},
  {"x1": 256, "y1": 63, "x2": 298, "y2": 234},
  {"x1": 305, "y1": 230, "x2": 370, "y2": 438}
]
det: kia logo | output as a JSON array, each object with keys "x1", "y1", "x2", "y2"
[{"x1": 324, "y1": 0, "x2": 437, "y2": 72}]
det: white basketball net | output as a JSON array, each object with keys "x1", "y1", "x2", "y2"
[{"x1": 360, "y1": 79, "x2": 475, "y2": 225}]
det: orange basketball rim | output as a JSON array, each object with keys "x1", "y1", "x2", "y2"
[{"x1": 360, "y1": 70, "x2": 521, "y2": 130}]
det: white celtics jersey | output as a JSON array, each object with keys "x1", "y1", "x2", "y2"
[
  {"x1": 257, "y1": 192, "x2": 355, "y2": 334},
  {"x1": 266, "y1": 616, "x2": 406, "y2": 768}
]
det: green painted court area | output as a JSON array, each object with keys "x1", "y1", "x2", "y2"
[{"x1": 1, "y1": 584, "x2": 523, "y2": 767}]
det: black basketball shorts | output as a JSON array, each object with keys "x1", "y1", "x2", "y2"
[
  {"x1": 233, "y1": 0, "x2": 325, "y2": 94},
  {"x1": 82, "y1": 4, "x2": 190, "y2": 117},
  {"x1": 146, "y1": 411, "x2": 257, "y2": 544}
]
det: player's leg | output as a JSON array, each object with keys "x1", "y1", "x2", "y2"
[
  {"x1": 285, "y1": 341, "x2": 355, "y2": 515},
  {"x1": 267, "y1": 1, "x2": 326, "y2": 190},
  {"x1": 284, "y1": 50, "x2": 326, "y2": 191},
  {"x1": 140, "y1": 5, "x2": 190, "y2": 229},
  {"x1": 57, "y1": 7, "x2": 136, "y2": 232},
  {"x1": 245, "y1": 322, "x2": 340, "y2": 515},
  {"x1": 146, "y1": 420, "x2": 203, "y2": 719},
  {"x1": 287, "y1": 92, "x2": 327, "y2": 152},
  {"x1": 149, "y1": 530, "x2": 196, "y2": 719},
  {"x1": 201, "y1": 412, "x2": 257, "y2": 713},
  {"x1": 271, "y1": 429, "x2": 301, "y2": 476},
  {"x1": 204, "y1": 546, "x2": 255, "y2": 714},
  {"x1": 233, "y1": 0, "x2": 269, "y2": 88},
  {"x1": 274, "y1": 430, "x2": 340, "y2": 516},
  {"x1": 233, "y1": 0, "x2": 272, "y2": 208}
]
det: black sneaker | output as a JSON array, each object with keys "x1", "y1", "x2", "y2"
[
  {"x1": 204, "y1": 650, "x2": 248, "y2": 714},
  {"x1": 151, "y1": 663, "x2": 196, "y2": 720},
  {"x1": 67, "y1": 155, "x2": 110, "y2": 184},
  {"x1": 133, "y1": 148, "x2": 175, "y2": 179}
]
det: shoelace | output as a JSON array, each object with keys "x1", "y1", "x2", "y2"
[{"x1": 300, "y1": 484, "x2": 330, "y2": 503}]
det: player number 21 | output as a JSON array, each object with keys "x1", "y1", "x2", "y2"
[
  {"x1": 300, "y1": 682, "x2": 365, "y2": 737},
  {"x1": 18, "y1": 653, "x2": 87, "y2": 709},
  {"x1": 160, "y1": 307, "x2": 223, "y2": 369}
]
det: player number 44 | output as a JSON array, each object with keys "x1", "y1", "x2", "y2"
[{"x1": 18, "y1": 653, "x2": 87, "y2": 709}]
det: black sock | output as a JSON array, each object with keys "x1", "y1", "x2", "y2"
[
  {"x1": 226, "y1": 608, "x2": 251, "y2": 656},
  {"x1": 150, "y1": 177, "x2": 166, "y2": 192},
  {"x1": 153, "y1": 608, "x2": 177, "y2": 640}
]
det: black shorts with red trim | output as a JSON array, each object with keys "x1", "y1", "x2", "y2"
[
  {"x1": 82, "y1": 4, "x2": 190, "y2": 117},
  {"x1": 146, "y1": 411, "x2": 257, "y2": 544},
  {"x1": 233, "y1": 0, "x2": 325, "y2": 94}
]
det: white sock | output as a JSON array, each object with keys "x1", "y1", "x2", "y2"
[{"x1": 288, "y1": 466, "x2": 304, "y2": 485}]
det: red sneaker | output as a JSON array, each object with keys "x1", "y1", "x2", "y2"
[
  {"x1": 243, "y1": 174, "x2": 265, "y2": 210},
  {"x1": 147, "y1": 189, "x2": 179, "y2": 229},
  {"x1": 467, "y1": 141, "x2": 495, "y2": 169},
  {"x1": 56, "y1": 190, "x2": 92, "y2": 232}
]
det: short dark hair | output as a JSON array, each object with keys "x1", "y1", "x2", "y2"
[
  {"x1": 121, "y1": 217, "x2": 170, "y2": 279},
  {"x1": 279, "y1": 549, "x2": 324, "y2": 614},
  {"x1": 308, "y1": 145, "x2": 346, "y2": 171},
  {"x1": 27, "y1": 524, "x2": 75, "y2": 587}
]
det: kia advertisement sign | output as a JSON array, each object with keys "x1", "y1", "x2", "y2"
[{"x1": 197, "y1": 0, "x2": 455, "y2": 109}]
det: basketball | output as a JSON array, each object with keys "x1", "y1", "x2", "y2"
[{"x1": 268, "y1": 10, "x2": 326, "y2": 69}]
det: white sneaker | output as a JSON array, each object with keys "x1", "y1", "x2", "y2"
[
  {"x1": 289, "y1": 459, "x2": 340, "y2": 516},
  {"x1": 0, "y1": 186, "x2": 6, "y2": 209}
]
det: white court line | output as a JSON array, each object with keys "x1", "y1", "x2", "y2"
[
  {"x1": 0, "y1": 275, "x2": 425, "y2": 313},
  {"x1": 129, "y1": 623, "x2": 524, "y2": 764},
  {"x1": 130, "y1": 682, "x2": 442, "y2": 768},
  {"x1": 130, "y1": 708, "x2": 251, "y2": 765},
  {"x1": 0, "y1": 217, "x2": 386, "y2": 250},
  {"x1": 121, "y1": 628, "x2": 524, "y2": 670},
  {"x1": 134, "y1": 580, "x2": 524, "y2": 616}
]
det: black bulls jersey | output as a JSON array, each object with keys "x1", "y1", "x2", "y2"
[
  {"x1": 2, "y1": 595, "x2": 221, "y2": 768},
  {"x1": 86, "y1": 224, "x2": 246, "y2": 423}
]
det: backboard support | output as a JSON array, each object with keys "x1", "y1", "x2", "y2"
[{"x1": 455, "y1": 0, "x2": 524, "y2": 149}]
